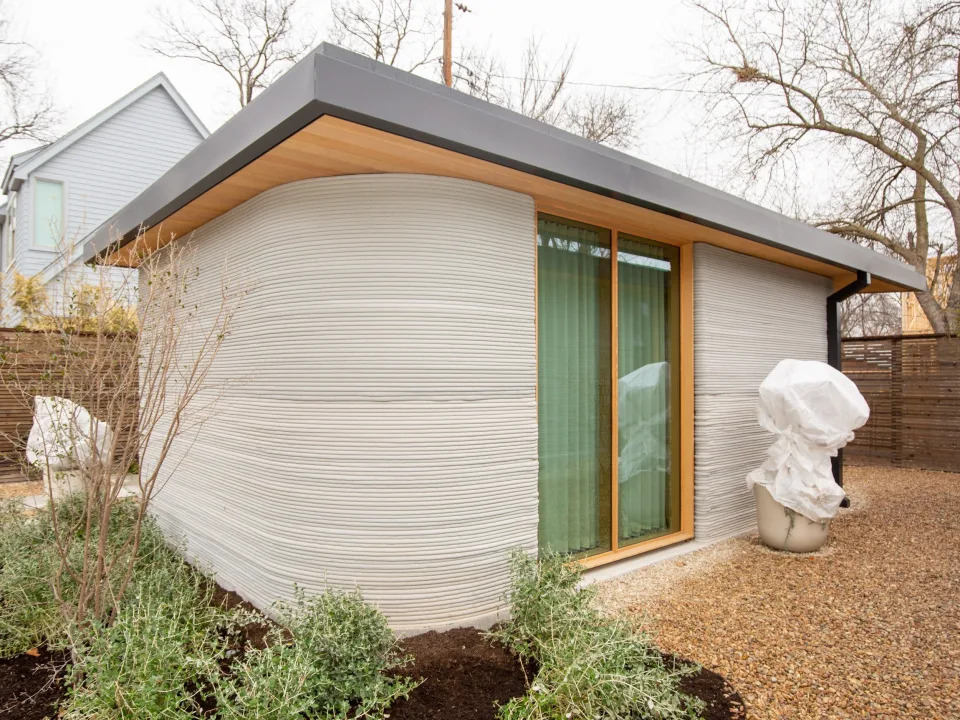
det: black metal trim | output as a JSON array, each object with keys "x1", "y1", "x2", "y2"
[{"x1": 827, "y1": 270, "x2": 872, "y2": 497}]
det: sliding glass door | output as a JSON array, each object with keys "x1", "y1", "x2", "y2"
[
  {"x1": 537, "y1": 216, "x2": 680, "y2": 559},
  {"x1": 616, "y1": 235, "x2": 680, "y2": 546},
  {"x1": 537, "y1": 217, "x2": 612, "y2": 556}
]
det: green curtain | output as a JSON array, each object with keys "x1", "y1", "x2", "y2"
[
  {"x1": 617, "y1": 235, "x2": 677, "y2": 545},
  {"x1": 537, "y1": 217, "x2": 612, "y2": 556}
]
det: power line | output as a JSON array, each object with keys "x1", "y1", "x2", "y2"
[{"x1": 469, "y1": 72, "x2": 720, "y2": 94}]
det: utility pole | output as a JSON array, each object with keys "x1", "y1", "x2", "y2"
[{"x1": 443, "y1": 0, "x2": 453, "y2": 86}]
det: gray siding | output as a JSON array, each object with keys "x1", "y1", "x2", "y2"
[
  {"x1": 143, "y1": 174, "x2": 538, "y2": 632},
  {"x1": 2, "y1": 86, "x2": 204, "y2": 324},
  {"x1": 693, "y1": 243, "x2": 831, "y2": 542}
]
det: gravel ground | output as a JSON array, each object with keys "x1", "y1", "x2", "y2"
[
  {"x1": 596, "y1": 466, "x2": 960, "y2": 720},
  {"x1": 0, "y1": 481, "x2": 41, "y2": 500}
]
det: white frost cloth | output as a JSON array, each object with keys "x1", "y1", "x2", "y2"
[
  {"x1": 746, "y1": 359, "x2": 869, "y2": 522},
  {"x1": 25, "y1": 396, "x2": 114, "y2": 471}
]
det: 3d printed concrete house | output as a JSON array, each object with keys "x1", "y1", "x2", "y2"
[{"x1": 84, "y1": 45, "x2": 925, "y2": 632}]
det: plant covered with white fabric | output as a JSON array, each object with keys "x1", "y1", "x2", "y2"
[{"x1": 747, "y1": 359, "x2": 869, "y2": 522}]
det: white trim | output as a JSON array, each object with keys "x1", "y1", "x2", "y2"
[
  {"x1": 4, "y1": 192, "x2": 17, "y2": 271},
  {"x1": 2, "y1": 145, "x2": 47, "y2": 193},
  {"x1": 30, "y1": 175, "x2": 67, "y2": 252},
  {"x1": 8, "y1": 74, "x2": 209, "y2": 190}
]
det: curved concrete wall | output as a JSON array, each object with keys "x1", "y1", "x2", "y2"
[
  {"x1": 143, "y1": 174, "x2": 538, "y2": 632},
  {"x1": 693, "y1": 243, "x2": 831, "y2": 542}
]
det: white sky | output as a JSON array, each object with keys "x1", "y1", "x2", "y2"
[{"x1": 5, "y1": 0, "x2": 728, "y2": 180}]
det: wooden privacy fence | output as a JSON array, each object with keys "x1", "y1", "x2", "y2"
[
  {"x1": 0, "y1": 328, "x2": 138, "y2": 483},
  {"x1": 842, "y1": 334, "x2": 960, "y2": 472}
]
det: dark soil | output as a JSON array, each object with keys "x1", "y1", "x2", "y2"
[
  {"x1": 388, "y1": 628, "x2": 747, "y2": 720},
  {"x1": 0, "y1": 607, "x2": 745, "y2": 720},
  {"x1": 0, "y1": 647, "x2": 69, "y2": 720},
  {"x1": 210, "y1": 582, "x2": 278, "y2": 651},
  {"x1": 388, "y1": 628, "x2": 531, "y2": 720}
]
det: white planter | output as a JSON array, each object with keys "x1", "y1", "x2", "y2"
[{"x1": 753, "y1": 484, "x2": 831, "y2": 553}]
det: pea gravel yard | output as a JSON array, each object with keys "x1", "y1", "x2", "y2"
[
  {"x1": 0, "y1": 482, "x2": 40, "y2": 501},
  {"x1": 596, "y1": 466, "x2": 960, "y2": 720}
]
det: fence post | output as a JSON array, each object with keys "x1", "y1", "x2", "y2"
[{"x1": 890, "y1": 338, "x2": 904, "y2": 467}]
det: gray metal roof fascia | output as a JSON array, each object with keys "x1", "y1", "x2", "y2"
[
  {"x1": 309, "y1": 46, "x2": 925, "y2": 292},
  {"x1": 82, "y1": 51, "x2": 322, "y2": 263},
  {"x1": 83, "y1": 43, "x2": 926, "y2": 293}
]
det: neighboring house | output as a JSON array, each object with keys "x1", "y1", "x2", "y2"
[
  {"x1": 84, "y1": 45, "x2": 926, "y2": 633},
  {"x1": 0, "y1": 74, "x2": 208, "y2": 326},
  {"x1": 902, "y1": 255, "x2": 956, "y2": 334}
]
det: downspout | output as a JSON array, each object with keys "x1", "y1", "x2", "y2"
[{"x1": 826, "y1": 270, "x2": 871, "y2": 505}]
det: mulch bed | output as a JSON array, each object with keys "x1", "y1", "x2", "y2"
[
  {"x1": 389, "y1": 628, "x2": 532, "y2": 720},
  {"x1": 0, "y1": 647, "x2": 69, "y2": 720},
  {"x1": 389, "y1": 627, "x2": 745, "y2": 720},
  {"x1": 0, "y1": 596, "x2": 745, "y2": 719}
]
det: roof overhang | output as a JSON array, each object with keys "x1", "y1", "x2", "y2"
[{"x1": 82, "y1": 43, "x2": 926, "y2": 294}]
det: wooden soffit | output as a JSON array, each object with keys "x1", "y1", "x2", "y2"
[{"x1": 107, "y1": 115, "x2": 878, "y2": 287}]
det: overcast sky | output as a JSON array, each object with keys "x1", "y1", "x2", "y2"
[{"x1": 5, "y1": 0, "x2": 733, "y2": 180}]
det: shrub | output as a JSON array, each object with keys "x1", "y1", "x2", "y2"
[
  {"x1": 0, "y1": 499, "x2": 68, "y2": 657},
  {"x1": 62, "y1": 538, "x2": 225, "y2": 720},
  {"x1": 0, "y1": 495, "x2": 166, "y2": 658},
  {"x1": 214, "y1": 587, "x2": 418, "y2": 720},
  {"x1": 2, "y1": 498, "x2": 416, "y2": 719},
  {"x1": 491, "y1": 550, "x2": 705, "y2": 720},
  {"x1": 11, "y1": 271, "x2": 49, "y2": 327}
]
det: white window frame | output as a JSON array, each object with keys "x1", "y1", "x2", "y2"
[
  {"x1": 4, "y1": 192, "x2": 16, "y2": 270},
  {"x1": 31, "y1": 176, "x2": 67, "y2": 252}
]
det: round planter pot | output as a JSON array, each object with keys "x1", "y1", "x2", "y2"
[{"x1": 753, "y1": 485, "x2": 831, "y2": 553}]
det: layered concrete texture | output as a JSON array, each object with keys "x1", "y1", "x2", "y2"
[
  {"x1": 692, "y1": 243, "x2": 832, "y2": 542},
  {"x1": 142, "y1": 174, "x2": 538, "y2": 632}
]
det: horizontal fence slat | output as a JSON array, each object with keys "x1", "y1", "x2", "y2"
[
  {"x1": 843, "y1": 334, "x2": 960, "y2": 473},
  {"x1": 0, "y1": 328, "x2": 138, "y2": 483}
]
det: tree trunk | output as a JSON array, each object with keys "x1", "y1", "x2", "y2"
[{"x1": 915, "y1": 288, "x2": 950, "y2": 334}]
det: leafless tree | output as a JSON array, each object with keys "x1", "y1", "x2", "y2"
[
  {"x1": 0, "y1": 7, "x2": 57, "y2": 145},
  {"x1": 453, "y1": 39, "x2": 574, "y2": 123},
  {"x1": 0, "y1": 237, "x2": 247, "y2": 630},
  {"x1": 453, "y1": 39, "x2": 641, "y2": 148},
  {"x1": 331, "y1": 0, "x2": 441, "y2": 73},
  {"x1": 841, "y1": 293, "x2": 903, "y2": 337},
  {"x1": 688, "y1": 0, "x2": 960, "y2": 333},
  {"x1": 562, "y1": 91, "x2": 639, "y2": 149},
  {"x1": 146, "y1": 0, "x2": 313, "y2": 108},
  {"x1": 329, "y1": 1, "x2": 640, "y2": 147}
]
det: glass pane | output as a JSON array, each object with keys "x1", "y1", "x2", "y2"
[
  {"x1": 34, "y1": 180, "x2": 63, "y2": 249},
  {"x1": 617, "y1": 235, "x2": 679, "y2": 546},
  {"x1": 537, "y1": 216, "x2": 612, "y2": 557}
]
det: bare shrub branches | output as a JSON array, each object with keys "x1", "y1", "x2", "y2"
[
  {"x1": 0, "y1": 237, "x2": 247, "y2": 630},
  {"x1": 146, "y1": 0, "x2": 313, "y2": 107}
]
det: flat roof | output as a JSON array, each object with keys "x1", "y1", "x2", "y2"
[{"x1": 83, "y1": 43, "x2": 926, "y2": 293}]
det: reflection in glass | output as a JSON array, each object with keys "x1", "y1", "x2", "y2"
[{"x1": 617, "y1": 235, "x2": 678, "y2": 545}]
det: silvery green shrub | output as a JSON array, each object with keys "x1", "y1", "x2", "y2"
[
  {"x1": 214, "y1": 587, "x2": 418, "y2": 720},
  {"x1": 492, "y1": 550, "x2": 705, "y2": 720}
]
